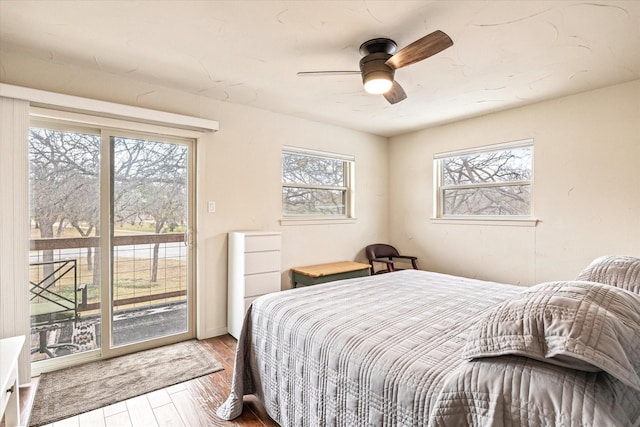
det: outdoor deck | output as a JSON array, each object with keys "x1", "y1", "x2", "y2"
[
  {"x1": 29, "y1": 233, "x2": 189, "y2": 361},
  {"x1": 29, "y1": 302, "x2": 187, "y2": 360}
]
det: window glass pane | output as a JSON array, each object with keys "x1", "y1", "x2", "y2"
[
  {"x1": 282, "y1": 148, "x2": 353, "y2": 218},
  {"x1": 113, "y1": 138, "x2": 188, "y2": 228},
  {"x1": 283, "y1": 187, "x2": 346, "y2": 216},
  {"x1": 443, "y1": 147, "x2": 532, "y2": 185},
  {"x1": 443, "y1": 185, "x2": 531, "y2": 216},
  {"x1": 29, "y1": 126, "x2": 102, "y2": 360},
  {"x1": 111, "y1": 137, "x2": 189, "y2": 347},
  {"x1": 282, "y1": 152, "x2": 344, "y2": 186}
]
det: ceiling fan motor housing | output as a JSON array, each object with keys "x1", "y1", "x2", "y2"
[
  {"x1": 359, "y1": 52, "x2": 395, "y2": 88},
  {"x1": 359, "y1": 38, "x2": 398, "y2": 56},
  {"x1": 359, "y1": 38, "x2": 397, "y2": 92}
]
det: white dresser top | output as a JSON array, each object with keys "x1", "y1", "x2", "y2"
[{"x1": 0, "y1": 335, "x2": 25, "y2": 392}]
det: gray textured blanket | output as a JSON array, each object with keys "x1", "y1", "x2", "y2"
[{"x1": 217, "y1": 270, "x2": 640, "y2": 426}]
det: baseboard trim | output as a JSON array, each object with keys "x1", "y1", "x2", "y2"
[{"x1": 196, "y1": 326, "x2": 229, "y2": 340}]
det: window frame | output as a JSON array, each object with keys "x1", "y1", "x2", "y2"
[
  {"x1": 281, "y1": 146, "x2": 355, "y2": 223},
  {"x1": 27, "y1": 109, "x2": 198, "y2": 374},
  {"x1": 433, "y1": 139, "x2": 536, "y2": 225}
]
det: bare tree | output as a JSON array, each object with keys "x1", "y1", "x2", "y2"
[
  {"x1": 29, "y1": 128, "x2": 100, "y2": 284},
  {"x1": 113, "y1": 138, "x2": 187, "y2": 282},
  {"x1": 442, "y1": 148, "x2": 531, "y2": 216},
  {"x1": 282, "y1": 152, "x2": 346, "y2": 215},
  {"x1": 30, "y1": 129, "x2": 188, "y2": 289}
]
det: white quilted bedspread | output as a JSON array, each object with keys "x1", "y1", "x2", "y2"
[{"x1": 217, "y1": 270, "x2": 640, "y2": 426}]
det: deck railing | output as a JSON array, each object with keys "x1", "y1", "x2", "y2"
[
  {"x1": 29, "y1": 233, "x2": 188, "y2": 313},
  {"x1": 29, "y1": 259, "x2": 80, "y2": 325},
  {"x1": 30, "y1": 232, "x2": 185, "y2": 250}
]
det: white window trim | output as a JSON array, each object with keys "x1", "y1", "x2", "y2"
[
  {"x1": 280, "y1": 217, "x2": 358, "y2": 226},
  {"x1": 430, "y1": 217, "x2": 539, "y2": 227},
  {"x1": 30, "y1": 107, "x2": 204, "y2": 140},
  {"x1": 432, "y1": 139, "x2": 533, "y2": 160},
  {"x1": 283, "y1": 145, "x2": 354, "y2": 162},
  {"x1": 432, "y1": 139, "x2": 537, "y2": 224},
  {"x1": 281, "y1": 146, "x2": 356, "y2": 224},
  {"x1": 0, "y1": 83, "x2": 218, "y2": 133}
]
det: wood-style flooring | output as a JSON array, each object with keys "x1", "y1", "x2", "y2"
[{"x1": 36, "y1": 335, "x2": 279, "y2": 427}]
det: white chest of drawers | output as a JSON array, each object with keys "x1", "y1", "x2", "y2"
[{"x1": 227, "y1": 231, "x2": 281, "y2": 339}]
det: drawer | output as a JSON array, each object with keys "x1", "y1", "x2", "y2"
[
  {"x1": 245, "y1": 271, "x2": 281, "y2": 297},
  {"x1": 245, "y1": 234, "x2": 281, "y2": 253},
  {"x1": 0, "y1": 349, "x2": 19, "y2": 424},
  {"x1": 245, "y1": 251, "x2": 280, "y2": 275},
  {"x1": 0, "y1": 377, "x2": 9, "y2": 413}
]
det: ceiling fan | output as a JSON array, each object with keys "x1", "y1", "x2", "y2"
[{"x1": 297, "y1": 30, "x2": 453, "y2": 104}]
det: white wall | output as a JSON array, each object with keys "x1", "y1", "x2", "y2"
[
  {"x1": 196, "y1": 101, "x2": 389, "y2": 337},
  {"x1": 0, "y1": 52, "x2": 389, "y2": 340},
  {"x1": 389, "y1": 79, "x2": 640, "y2": 285}
]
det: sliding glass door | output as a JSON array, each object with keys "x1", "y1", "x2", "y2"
[
  {"x1": 29, "y1": 120, "x2": 195, "y2": 370},
  {"x1": 108, "y1": 134, "x2": 192, "y2": 348}
]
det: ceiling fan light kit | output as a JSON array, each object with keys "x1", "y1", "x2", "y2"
[
  {"x1": 363, "y1": 76, "x2": 393, "y2": 94},
  {"x1": 298, "y1": 30, "x2": 453, "y2": 104},
  {"x1": 360, "y1": 52, "x2": 395, "y2": 94}
]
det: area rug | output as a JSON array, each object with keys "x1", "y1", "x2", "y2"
[{"x1": 30, "y1": 339, "x2": 223, "y2": 426}]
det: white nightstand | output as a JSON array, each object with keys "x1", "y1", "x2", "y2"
[{"x1": 1, "y1": 335, "x2": 25, "y2": 427}]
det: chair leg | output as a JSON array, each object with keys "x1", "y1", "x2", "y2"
[
  {"x1": 31, "y1": 329, "x2": 56, "y2": 358},
  {"x1": 30, "y1": 325, "x2": 80, "y2": 358}
]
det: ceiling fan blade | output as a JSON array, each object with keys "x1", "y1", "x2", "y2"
[
  {"x1": 383, "y1": 81, "x2": 407, "y2": 104},
  {"x1": 385, "y1": 30, "x2": 453, "y2": 70},
  {"x1": 297, "y1": 71, "x2": 360, "y2": 77}
]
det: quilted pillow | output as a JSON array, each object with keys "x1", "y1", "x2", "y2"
[
  {"x1": 576, "y1": 255, "x2": 640, "y2": 294},
  {"x1": 462, "y1": 281, "x2": 640, "y2": 390}
]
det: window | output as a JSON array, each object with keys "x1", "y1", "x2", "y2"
[
  {"x1": 282, "y1": 147, "x2": 354, "y2": 218},
  {"x1": 434, "y1": 140, "x2": 533, "y2": 218}
]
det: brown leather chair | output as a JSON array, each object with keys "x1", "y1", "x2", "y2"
[{"x1": 365, "y1": 244, "x2": 418, "y2": 275}]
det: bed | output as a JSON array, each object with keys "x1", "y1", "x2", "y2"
[{"x1": 217, "y1": 257, "x2": 640, "y2": 426}]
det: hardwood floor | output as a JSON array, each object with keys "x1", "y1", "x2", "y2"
[{"x1": 37, "y1": 335, "x2": 279, "y2": 427}]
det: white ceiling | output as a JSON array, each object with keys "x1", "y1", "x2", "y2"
[{"x1": 1, "y1": 1, "x2": 639, "y2": 137}]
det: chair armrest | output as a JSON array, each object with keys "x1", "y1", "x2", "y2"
[
  {"x1": 370, "y1": 257, "x2": 394, "y2": 273},
  {"x1": 371, "y1": 258, "x2": 394, "y2": 265},
  {"x1": 392, "y1": 255, "x2": 418, "y2": 261}
]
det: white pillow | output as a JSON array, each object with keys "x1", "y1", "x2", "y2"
[
  {"x1": 463, "y1": 281, "x2": 640, "y2": 390},
  {"x1": 576, "y1": 255, "x2": 640, "y2": 294}
]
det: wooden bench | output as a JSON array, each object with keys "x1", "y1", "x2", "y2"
[{"x1": 290, "y1": 261, "x2": 370, "y2": 288}]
